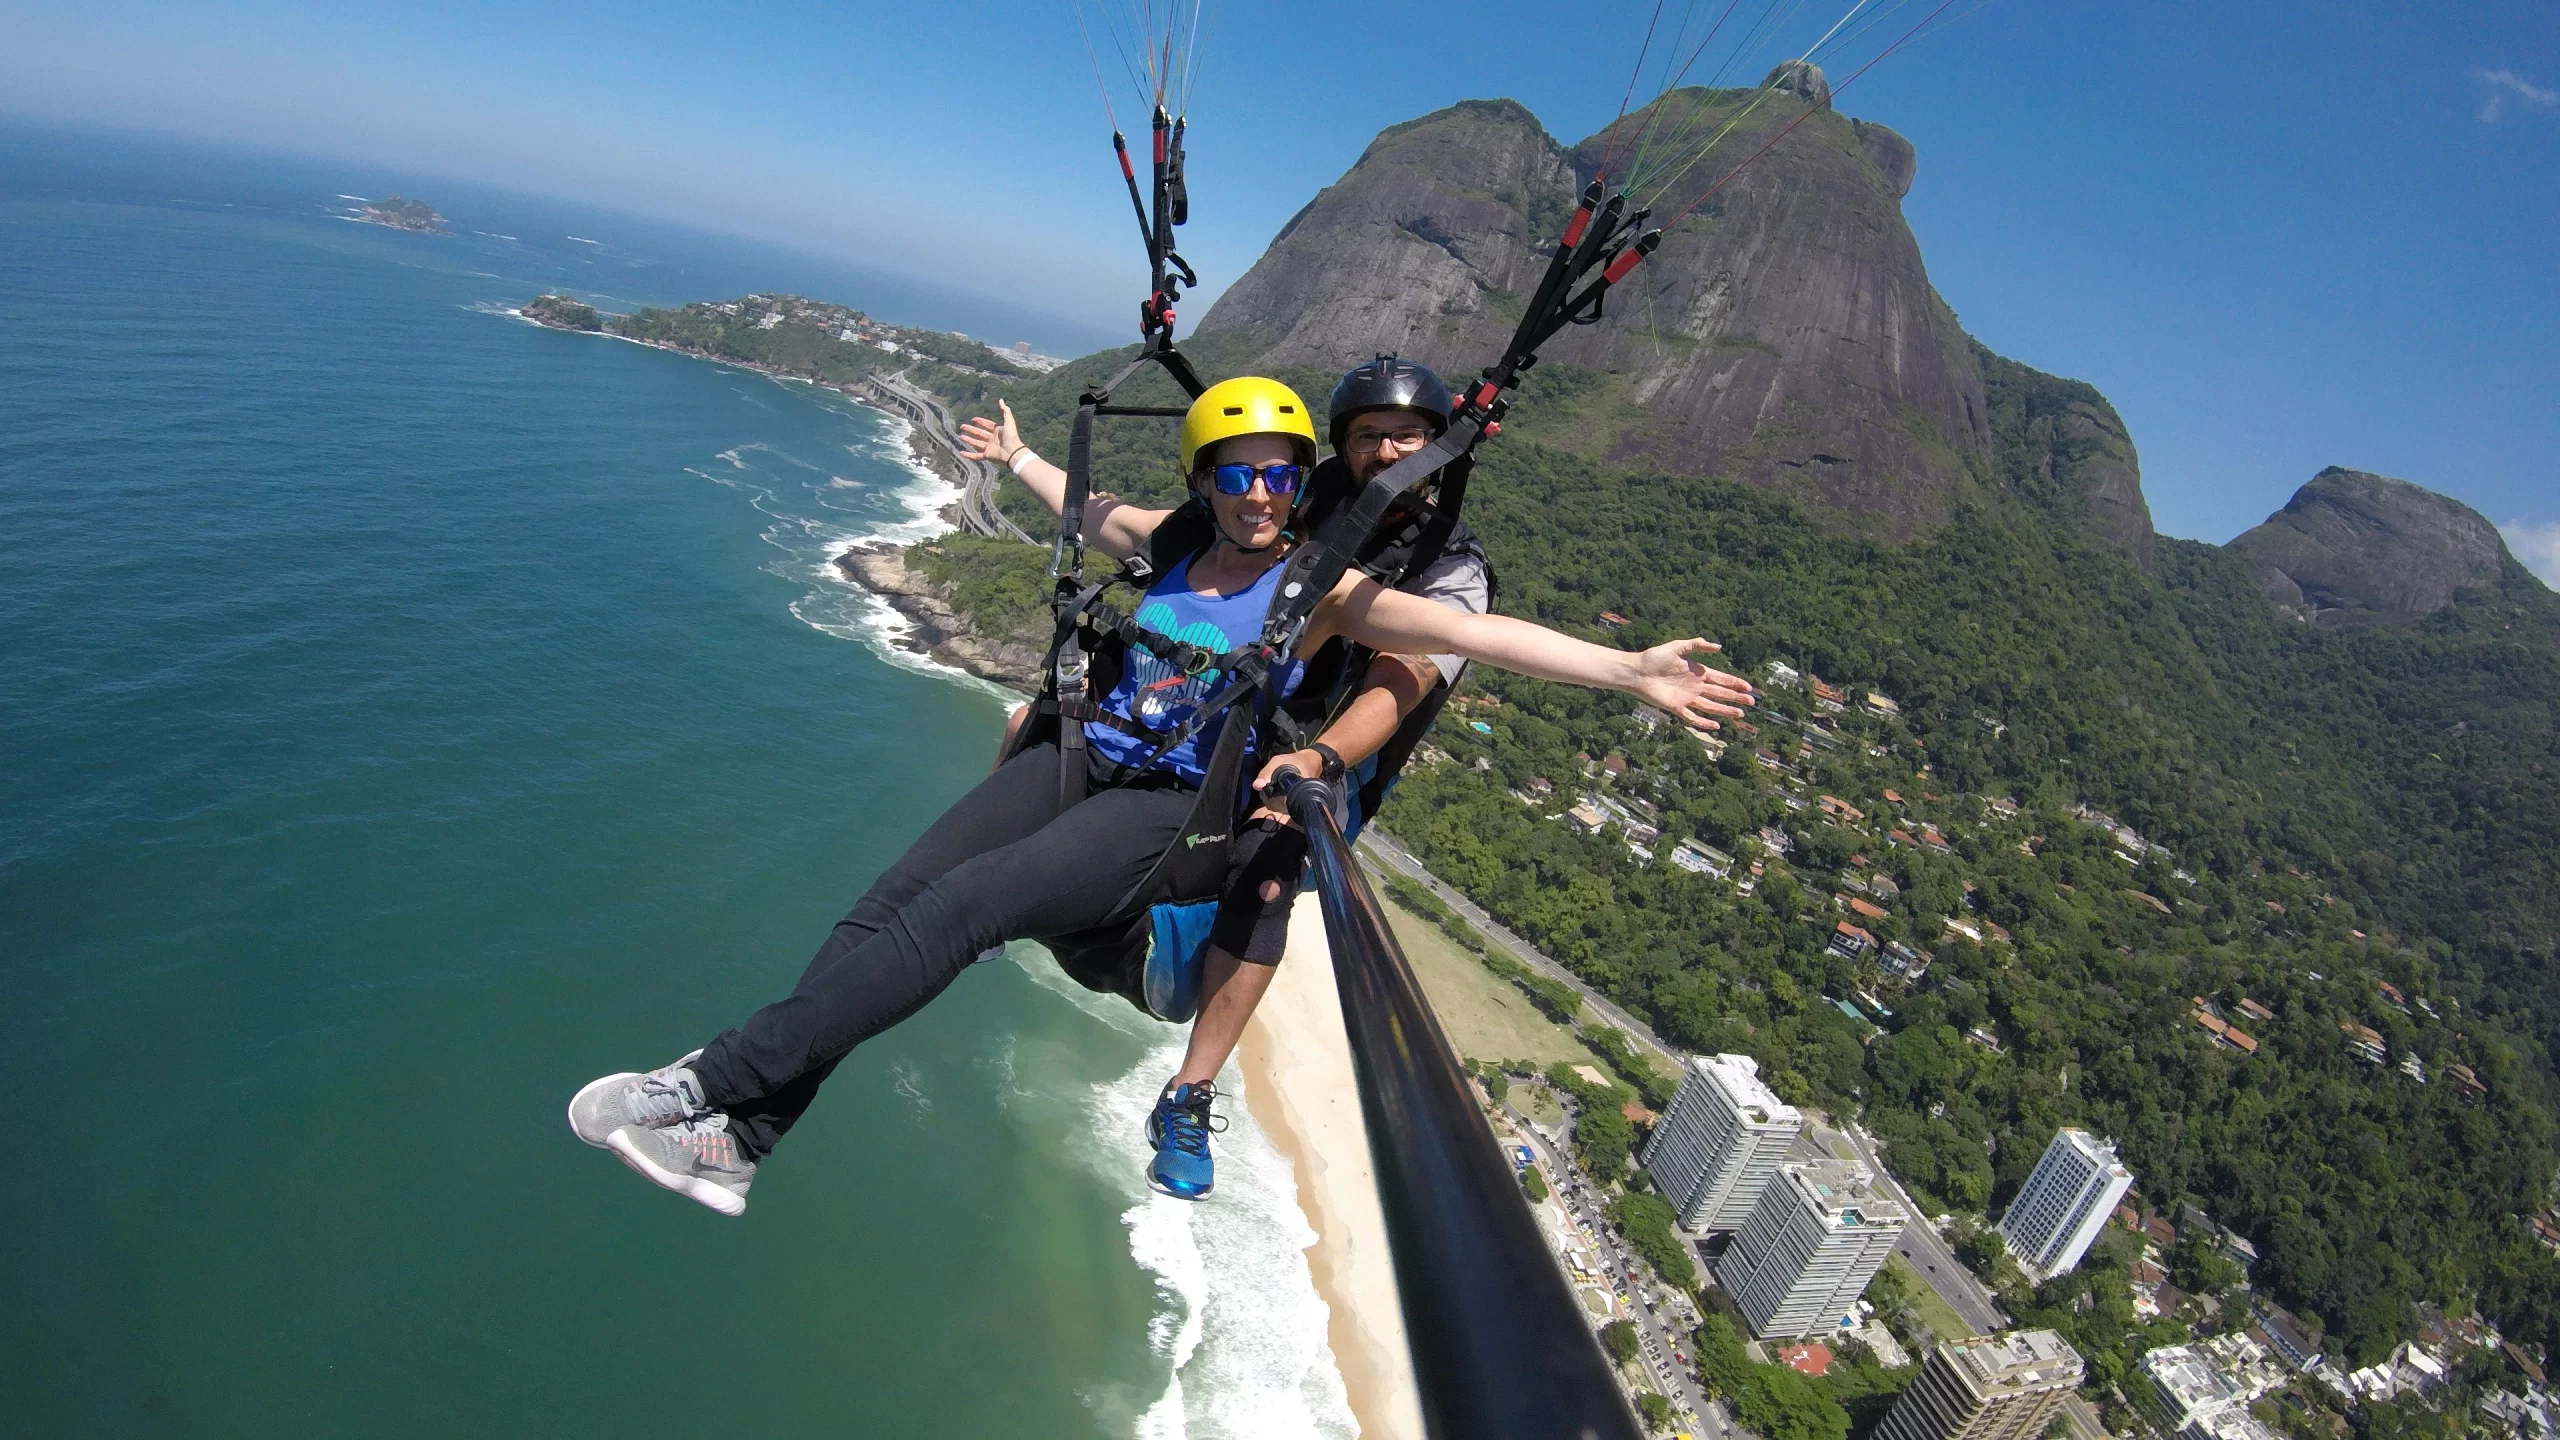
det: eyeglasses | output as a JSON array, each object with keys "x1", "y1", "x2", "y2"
[
  {"x1": 1206, "y1": 462, "x2": 1306, "y2": 496},
  {"x1": 1345, "y1": 427, "x2": 1433, "y2": 454}
]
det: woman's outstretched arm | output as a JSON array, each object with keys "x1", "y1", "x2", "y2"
[
  {"x1": 957, "y1": 400, "x2": 1169, "y2": 560},
  {"x1": 1316, "y1": 575, "x2": 1756, "y2": 733}
]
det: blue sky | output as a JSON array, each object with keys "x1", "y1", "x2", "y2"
[{"x1": 5, "y1": 0, "x2": 2553, "y2": 560}]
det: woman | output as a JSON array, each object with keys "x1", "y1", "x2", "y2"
[{"x1": 568, "y1": 378, "x2": 1754, "y2": 1215}]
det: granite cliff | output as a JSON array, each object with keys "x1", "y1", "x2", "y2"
[
  {"x1": 2227, "y1": 466, "x2": 2517, "y2": 624},
  {"x1": 1200, "y1": 80, "x2": 2152, "y2": 556}
]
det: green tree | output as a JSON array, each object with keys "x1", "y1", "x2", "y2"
[
  {"x1": 1636, "y1": 1392, "x2": 1675, "y2": 1430},
  {"x1": 1602, "y1": 1319, "x2": 1641, "y2": 1364},
  {"x1": 1522, "y1": 1166, "x2": 1550, "y2": 1203}
]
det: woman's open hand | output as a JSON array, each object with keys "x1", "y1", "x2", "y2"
[
  {"x1": 1628, "y1": 639, "x2": 1756, "y2": 735},
  {"x1": 957, "y1": 400, "x2": 1021, "y2": 466}
]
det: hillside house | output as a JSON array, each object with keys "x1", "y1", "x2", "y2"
[
  {"x1": 1881, "y1": 942, "x2": 1932, "y2": 981},
  {"x1": 1568, "y1": 799, "x2": 1609, "y2": 836},
  {"x1": 1817, "y1": 795, "x2": 1867, "y2": 823},
  {"x1": 1596, "y1": 610, "x2": 1629, "y2": 630},
  {"x1": 2235, "y1": 997, "x2": 2276, "y2": 1023},
  {"x1": 1670, "y1": 843, "x2": 1734, "y2": 879},
  {"x1": 1862, "y1": 691, "x2": 1901, "y2": 717},
  {"x1": 1839, "y1": 895, "x2": 1890, "y2": 922},
  {"x1": 1809, "y1": 678, "x2": 1848, "y2": 712},
  {"x1": 1757, "y1": 826, "x2": 1793, "y2": 855},
  {"x1": 1942, "y1": 917, "x2": 1983, "y2": 944},
  {"x1": 2341, "y1": 1022, "x2": 2387, "y2": 1065},
  {"x1": 1766, "y1": 661, "x2": 1802, "y2": 687},
  {"x1": 1828, "y1": 921, "x2": 1876, "y2": 959}
]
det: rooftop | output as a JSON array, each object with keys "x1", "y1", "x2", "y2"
[{"x1": 1947, "y1": 1329, "x2": 2084, "y2": 1393}]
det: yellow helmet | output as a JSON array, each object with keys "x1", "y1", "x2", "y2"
[{"x1": 1181, "y1": 376, "x2": 1318, "y2": 473}]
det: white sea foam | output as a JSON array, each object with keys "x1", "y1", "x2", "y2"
[
  {"x1": 1013, "y1": 954, "x2": 1357, "y2": 1440},
  {"x1": 335, "y1": 193, "x2": 370, "y2": 201}
]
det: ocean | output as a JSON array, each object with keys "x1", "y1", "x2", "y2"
[{"x1": 0, "y1": 126, "x2": 1353, "y2": 1439}]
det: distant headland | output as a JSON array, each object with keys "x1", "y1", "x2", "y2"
[{"x1": 348, "y1": 195, "x2": 447, "y2": 234}]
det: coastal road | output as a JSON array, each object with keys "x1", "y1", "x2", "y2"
[
  {"x1": 1361, "y1": 828, "x2": 2011, "y2": 1347},
  {"x1": 1358, "y1": 831, "x2": 1683, "y2": 1074},
  {"x1": 1826, "y1": 1124, "x2": 2009, "y2": 1339},
  {"x1": 1507, "y1": 1110, "x2": 1720, "y2": 1434},
  {"x1": 869, "y1": 370, "x2": 1036, "y2": 545}
]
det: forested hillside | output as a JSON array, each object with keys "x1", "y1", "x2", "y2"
[{"x1": 891, "y1": 332, "x2": 2560, "y2": 1366}]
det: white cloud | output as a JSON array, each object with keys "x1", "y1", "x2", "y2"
[
  {"x1": 2475, "y1": 67, "x2": 2559, "y2": 123},
  {"x1": 2500, "y1": 520, "x2": 2560, "y2": 589}
]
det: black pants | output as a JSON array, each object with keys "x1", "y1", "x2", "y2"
[{"x1": 690, "y1": 741, "x2": 1305, "y2": 1158}]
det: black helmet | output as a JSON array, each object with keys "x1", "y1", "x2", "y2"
[{"x1": 1328, "y1": 355, "x2": 1452, "y2": 451}]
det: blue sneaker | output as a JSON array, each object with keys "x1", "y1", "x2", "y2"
[{"x1": 1146, "y1": 1082, "x2": 1226, "y2": 1200}]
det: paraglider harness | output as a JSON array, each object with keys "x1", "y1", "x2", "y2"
[{"x1": 1015, "y1": 116, "x2": 1660, "y2": 1016}]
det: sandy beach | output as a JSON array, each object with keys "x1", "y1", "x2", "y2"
[{"x1": 1236, "y1": 905, "x2": 1428, "y2": 1440}]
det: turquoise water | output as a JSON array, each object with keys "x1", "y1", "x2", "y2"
[{"x1": 2, "y1": 132, "x2": 1350, "y2": 1439}]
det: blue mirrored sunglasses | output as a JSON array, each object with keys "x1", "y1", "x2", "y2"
[{"x1": 1206, "y1": 462, "x2": 1306, "y2": 496}]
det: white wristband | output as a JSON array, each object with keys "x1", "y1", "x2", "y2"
[{"x1": 1008, "y1": 447, "x2": 1039, "y2": 478}]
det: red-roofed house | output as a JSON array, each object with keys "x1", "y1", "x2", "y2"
[
  {"x1": 1775, "y1": 1342, "x2": 1832, "y2": 1376},
  {"x1": 1829, "y1": 921, "x2": 1876, "y2": 959}
]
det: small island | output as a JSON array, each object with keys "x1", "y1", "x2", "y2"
[
  {"x1": 352, "y1": 195, "x2": 448, "y2": 234},
  {"x1": 521, "y1": 294, "x2": 601, "y2": 331}
]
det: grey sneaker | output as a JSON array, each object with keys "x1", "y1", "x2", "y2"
[
  {"x1": 607, "y1": 1113, "x2": 756, "y2": 1216},
  {"x1": 567, "y1": 1050, "x2": 707, "y2": 1148}
]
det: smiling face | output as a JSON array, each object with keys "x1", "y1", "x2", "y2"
[
  {"x1": 1340, "y1": 408, "x2": 1439, "y2": 484},
  {"x1": 1195, "y1": 433, "x2": 1302, "y2": 551}
]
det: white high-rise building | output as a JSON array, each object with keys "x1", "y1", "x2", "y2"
[
  {"x1": 1997, "y1": 1128, "x2": 2134, "y2": 1280},
  {"x1": 1716, "y1": 1159, "x2": 1907, "y2": 1339},
  {"x1": 1642, "y1": 1053, "x2": 1804, "y2": 1230},
  {"x1": 1872, "y1": 1330, "x2": 2084, "y2": 1440}
]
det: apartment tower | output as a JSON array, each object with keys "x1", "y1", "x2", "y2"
[
  {"x1": 1997, "y1": 1128, "x2": 2134, "y2": 1280},
  {"x1": 1642, "y1": 1053, "x2": 1804, "y2": 1230},
  {"x1": 1872, "y1": 1331, "x2": 2085, "y2": 1440},
  {"x1": 1715, "y1": 1159, "x2": 1907, "y2": 1339}
]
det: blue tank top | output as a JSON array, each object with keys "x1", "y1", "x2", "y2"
[{"x1": 1084, "y1": 552, "x2": 1299, "y2": 786}]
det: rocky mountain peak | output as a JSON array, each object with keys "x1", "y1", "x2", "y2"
[
  {"x1": 2226, "y1": 466, "x2": 2511, "y2": 623},
  {"x1": 1198, "y1": 90, "x2": 2158, "y2": 556}
]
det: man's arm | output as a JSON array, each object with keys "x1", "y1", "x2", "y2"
[{"x1": 1253, "y1": 551, "x2": 1484, "y2": 805}]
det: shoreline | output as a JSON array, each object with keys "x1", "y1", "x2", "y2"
[
  {"x1": 830, "y1": 544, "x2": 1042, "y2": 692},
  {"x1": 1237, "y1": 907, "x2": 1427, "y2": 1440},
  {"x1": 516, "y1": 306, "x2": 966, "y2": 523}
]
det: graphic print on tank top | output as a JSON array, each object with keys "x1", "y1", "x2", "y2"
[
  {"x1": 1082, "y1": 555, "x2": 1294, "y2": 786},
  {"x1": 1123, "y1": 599, "x2": 1235, "y2": 732}
]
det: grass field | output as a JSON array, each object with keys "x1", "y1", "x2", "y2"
[
  {"x1": 1883, "y1": 1253, "x2": 1978, "y2": 1345},
  {"x1": 1378, "y1": 888, "x2": 1608, "y2": 1075}
]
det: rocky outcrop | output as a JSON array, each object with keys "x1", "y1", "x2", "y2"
[
  {"x1": 1198, "y1": 84, "x2": 2039, "y2": 546},
  {"x1": 1199, "y1": 99, "x2": 1579, "y2": 371},
  {"x1": 834, "y1": 544, "x2": 1041, "y2": 691},
  {"x1": 2227, "y1": 467, "x2": 2510, "y2": 624}
]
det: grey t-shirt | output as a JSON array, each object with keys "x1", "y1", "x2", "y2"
[{"x1": 1403, "y1": 547, "x2": 1493, "y2": 685}]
